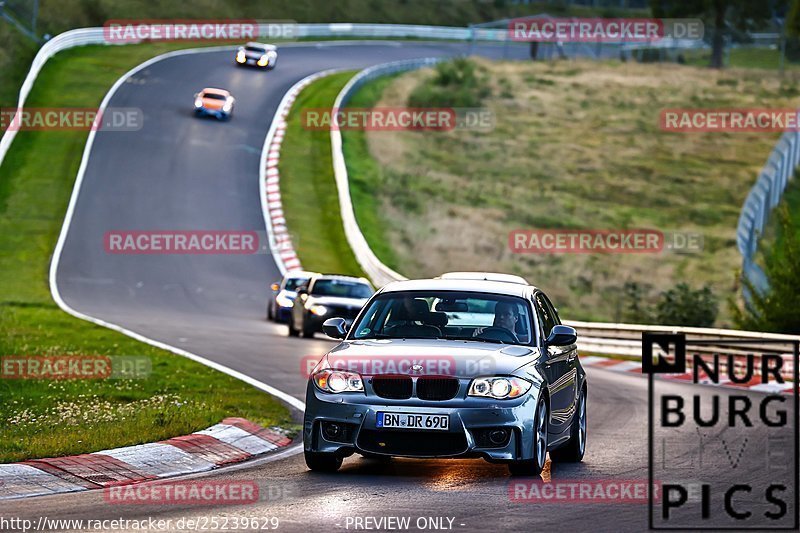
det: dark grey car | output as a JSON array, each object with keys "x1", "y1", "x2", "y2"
[
  {"x1": 303, "y1": 273, "x2": 587, "y2": 476},
  {"x1": 289, "y1": 275, "x2": 374, "y2": 338}
]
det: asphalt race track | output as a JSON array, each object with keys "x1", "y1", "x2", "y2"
[{"x1": 5, "y1": 42, "x2": 795, "y2": 532}]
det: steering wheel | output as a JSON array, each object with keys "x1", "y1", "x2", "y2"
[{"x1": 476, "y1": 326, "x2": 519, "y2": 344}]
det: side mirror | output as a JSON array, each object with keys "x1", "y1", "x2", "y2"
[
  {"x1": 546, "y1": 325, "x2": 577, "y2": 347},
  {"x1": 322, "y1": 317, "x2": 348, "y2": 339}
]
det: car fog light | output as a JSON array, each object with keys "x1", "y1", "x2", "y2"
[
  {"x1": 489, "y1": 428, "x2": 509, "y2": 445},
  {"x1": 323, "y1": 422, "x2": 341, "y2": 438}
]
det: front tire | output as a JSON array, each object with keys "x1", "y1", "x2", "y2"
[
  {"x1": 305, "y1": 451, "x2": 342, "y2": 472},
  {"x1": 287, "y1": 318, "x2": 300, "y2": 337},
  {"x1": 550, "y1": 387, "x2": 587, "y2": 463},
  {"x1": 508, "y1": 395, "x2": 548, "y2": 477},
  {"x1": 301, "y1": 320, "x2": 315, "y2": 339}
]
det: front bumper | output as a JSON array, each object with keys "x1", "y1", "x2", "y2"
[
  {"x1": 195, "y1": 107, "x2": 228, "y2": 119},
  {"x1": 275, "y1": 306, "x2": 292, "y2": 323},
  {"x1": 303, "y1": 381, "x2": 540, "y2": 462},
  {"x1": 236, "y1": 56, "x2": 273, "y2": 68}
]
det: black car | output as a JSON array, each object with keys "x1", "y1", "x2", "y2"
[{"x1": 289, "y1": 275, "x2": 374, "y2": 338}]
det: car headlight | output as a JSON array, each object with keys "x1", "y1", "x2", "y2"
[
  {"x1": 468, "y1": 376, "x2": 531, "y2": 399},
  {"x1": 257, "y1": 55, "x2": 269, "y2": 66},
  {"x1": 313, "y1": 369, "x2": 364, "y2": 393},
  {"x1": 275, "y1": 294, "x2": 294, "y2": 308},
  {"x1": 236, "y1": 50, "x2": 246, "y2": 63},
  {"x1": 222, "y1": 101, "x2": 233, "y2": 113},
  {"x1": 194, "y1": 98, "x2": 203, "y2": 108},
  {"x1": 309, "y1": 304, "x2": 328, "y2": 316}
]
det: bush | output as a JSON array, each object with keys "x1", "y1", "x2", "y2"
[
  {"x1": 732, "y1": 206, "x2": 800, "y2": 334},
  {"x1": 655, "y1": 283, "x2": 718, "y2": 327},
  {"x1": 407, "y1": 58, "x2": 491, "y2": 108}
]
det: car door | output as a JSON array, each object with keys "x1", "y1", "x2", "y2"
[{"x1": 534, "y1": 291, "x2": 577, "y2": 436}]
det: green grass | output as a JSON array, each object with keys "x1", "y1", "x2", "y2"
[
  {"x1": 0, "y1": 42, "x2": 293, "y2": 463},
  {"x1": 682, "y1": 47, "x2": 800, "y2": 71},
  {"x1": 340, "y1": 58, "x2": 799, "y2": 327},
  {"x1": 341, "y1": 75, "x2": 402, "y2": 272},
  {"x1": 278, "y1": 72, "x2": 368, "y2": 277},
  {"x1": 0, "y1": 22, "x2": 38, "y2": 108},
  {"x1": 756, "y1": 173, "x2": 800, "y2": 265},
  {"x1": 28, "y1": 1, "x2": 650, "y2": 37}
]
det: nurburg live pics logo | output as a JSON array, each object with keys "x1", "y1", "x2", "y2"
[{"x1": 644, "y1": 333, "x2": 799, "y2": 530}]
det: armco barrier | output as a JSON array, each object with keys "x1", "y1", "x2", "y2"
[
  {"x1": 329, "y1": 62, "x2": 800, "y2": 358},
  {"x1": 2, "y1": 23, "x2": 796, "y2": 360},
  {"x1": 330, "y1": 58, "x2": 443, "y2": 288},
  {"x1": 736, "y1": 125, "x2": 800, "y2": 295},
  {"x1": 0, "y1": 23, "x2": 520, "y2": 168}
]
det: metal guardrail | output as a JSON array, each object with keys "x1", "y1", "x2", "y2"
[
  {"x1": 736, "y1": 127, "x2": 800, "y2": 294},
  {"x1": 330, "y1": 58, "x2": 442, "y2": 288},
  {"x1": 329, "y1": 60, "x2": 800, "y2": 360},
  {"x1": 1, "y1": 23, "x2": 797, "y2": 360},
  {"x1": 0, "y1": 23, "x2": 522, "y2": 169},
  {"x1": 0, "y1": 28, "x2": 111, "y2": 166}
]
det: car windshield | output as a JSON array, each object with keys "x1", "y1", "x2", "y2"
[
  {"x1": 245, "y1": 46, "x2": 266, "y2": 53},
  {"x1": 284, "y1": 277, "x2": 309, "y2": 291},
  {"x1": 311, "y1": 279, "x2": 373, "y2": 298},
  {"x1": 203, "y1": 93, "x2": 226, "y2": 100},
  {"x1": 350, "y1": 291, "x2": 534, "y2": 345}
]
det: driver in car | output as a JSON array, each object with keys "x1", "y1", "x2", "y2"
[{"x1": 473, "y1": 301, "x2": 519, "y2": 342}]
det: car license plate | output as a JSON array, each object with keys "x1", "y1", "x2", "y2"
[{"x1": 376, "y1": 412, "x2": 449, "y2": 431}]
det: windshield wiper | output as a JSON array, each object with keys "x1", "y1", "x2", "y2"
[
  {"x1": 357, "y1": 333, "x2": 402, "y2": 340},
  {"x1": 441, "y1": 335, "x2": 506, "y2": 345}
]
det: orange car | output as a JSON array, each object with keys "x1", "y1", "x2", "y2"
[{"x1": 193, "y1": 88, "x2": 235, "y2": 121}]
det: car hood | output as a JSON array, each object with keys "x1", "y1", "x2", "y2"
[
  {"x1": 308, "y1": 296, "x2": 368, "y2": 308},
  {"x1": 320, "y1": 338, "x2": 541, "y2": 379}
]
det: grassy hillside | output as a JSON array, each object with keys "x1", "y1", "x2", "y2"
[{"x1": 346, "y1": 58, "x2": 800, "y2": 326}]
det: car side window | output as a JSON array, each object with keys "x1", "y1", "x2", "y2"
[
  {"x1": 540, "y1": 293, "x2": 561, "y2": 326},
  {"x1": 534, "y1": 293, "x2": 555, "y2": 339}
]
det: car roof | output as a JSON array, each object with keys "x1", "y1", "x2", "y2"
[
  {"x1": 284, "y1": 270, "x2": 318, "y2": 279},
  {"x1": 245, "y1": 42, "x2": 276, "y2": 50},
  {"x1": 201, "y1": 88, "x2": 230, "y2": 97},
  {"x1": 312, "y1": 274, "x2": 372, "y2": 285},
  {"x1": 438, "y1": 272, "x2": 529, "y2": 285},
  {"x1": 379, "y1": 277, "x2": 536, "y2": 298}
]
